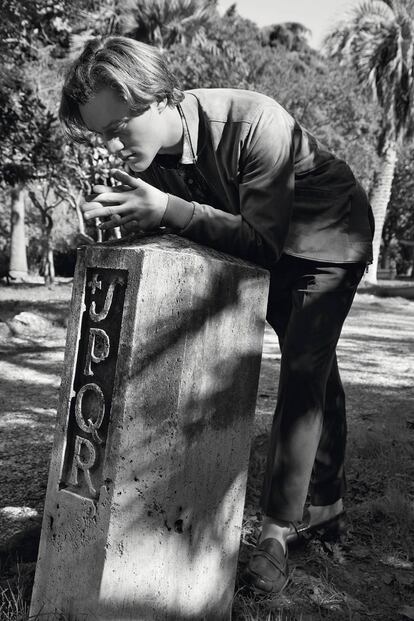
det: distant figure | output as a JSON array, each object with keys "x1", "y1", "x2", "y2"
[{"x1": 59, "y1": 36, "x2": 374, "y2": 595}]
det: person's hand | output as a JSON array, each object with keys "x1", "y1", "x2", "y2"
[{"x1": 82, "y1": 169, "x2": 168, "y2": 231}]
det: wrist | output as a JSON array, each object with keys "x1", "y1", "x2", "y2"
[
  {"x1": 158, "y1": 191, "x2": 169, "y2": 226},
  {"x1": 161, "y1": 194, "x2": 195, "y2": 230}
]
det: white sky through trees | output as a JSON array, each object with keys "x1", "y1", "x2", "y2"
[{"x1": 217, "y1": 0, "x2": 361, "y2": 48}]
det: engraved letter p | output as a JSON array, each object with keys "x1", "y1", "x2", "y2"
[{"x1": 84, "y1": 328, "x2": 110, "y2": 376}]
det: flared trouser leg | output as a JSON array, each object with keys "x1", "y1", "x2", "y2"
[
  {"x1": 309, "y1": 356, "x2": 347, "y2": 506},
  {"x1": 260, "y1": 256, "x2": 365, "y2": 522}
]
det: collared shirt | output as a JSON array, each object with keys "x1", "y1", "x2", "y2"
[
  {"x1": 139, "y1": 89, "x2": 374, "y2": 268},
  {"x1": 152, "y1": 105, "x2": 215, "y2": 209}
]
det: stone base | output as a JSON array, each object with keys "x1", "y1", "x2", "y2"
[{"x1": 30, "y1": 234, "x2": 269, "y2": 620}]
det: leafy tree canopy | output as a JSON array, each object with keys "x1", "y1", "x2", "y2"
[
  {"x1": 385, "y1": 142, "x2": 414, "y2": 244},
  {"x1": 261, "y1": 21, "x2": 312, "y2": 52}
]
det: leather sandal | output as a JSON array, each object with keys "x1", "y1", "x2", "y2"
[
  {"x1": 287, "y1": 509, "x2": 347, "y2": 546},
  {"x1": 243, "y1": 538, "x2": 289, "y2": 594}
]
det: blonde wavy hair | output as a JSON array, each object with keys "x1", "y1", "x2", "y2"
[{"x1": 59, "y1": 36, "x2": 184, "y2": 142}]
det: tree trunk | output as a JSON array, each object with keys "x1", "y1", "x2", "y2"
[
  {"x1": 364, "y1": 144, "x2": 398, "y2": 285},
  {"x1": 9, "y1": 184, "x2": 28, "y2": 279},
  {"x1": 56, "y1": 185, "x2": 86, "y2": 236},
  {"x1": 42, "y1": 213, "x2": 55, "y2": 285},
  {"x1": 45, "y1": 246, "x2": 55, "y2": 285}
]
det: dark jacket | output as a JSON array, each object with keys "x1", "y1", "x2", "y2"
[{"x1": 139, "y1": 88, "x2": 374, "y2": 268}]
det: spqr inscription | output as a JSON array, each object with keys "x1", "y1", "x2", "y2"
[{"x1": 60, "y1": 268, "x2": 127, "y2": 500}]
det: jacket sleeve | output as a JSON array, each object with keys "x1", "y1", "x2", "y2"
[{"x1": 163, "y1": 106, "x2": 295, "y2": 268}]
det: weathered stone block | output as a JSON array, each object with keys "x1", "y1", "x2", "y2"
[{"x1": 30, "y1": 233, "x2": 269, "y2": 620}]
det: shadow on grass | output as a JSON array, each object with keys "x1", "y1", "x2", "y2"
[{"x1": 0, "y1": 300, "x2": 70, "y2": 327}]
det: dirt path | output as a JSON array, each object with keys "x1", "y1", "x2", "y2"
[{"x1": 0, "y1": 281, "x2": 413, "y2": 620}]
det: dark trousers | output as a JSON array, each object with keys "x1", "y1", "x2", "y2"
[{"x1": 260, "y1": 254, "x2": 366, "y2": 522}]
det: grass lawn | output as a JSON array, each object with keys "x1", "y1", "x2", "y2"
[{"x1": 0, "y1": 279, "x2": 413, "y2": 620}]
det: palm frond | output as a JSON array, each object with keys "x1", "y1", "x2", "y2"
[
  {"x1": 121, "y1": 0, "x2": 215, "y2": 48},
  {"x1": 324, "y1": 0, "x2": 414, "y2": 145},
  {"x1": 323, "y1": 21, "x2": 354, "y2": 57},
  {"x1": 353, "y1": 0, "x2": 396, "y2": 22},
  {"x1": 323, "y1": 0, "x2": 395, "y2": 55}
]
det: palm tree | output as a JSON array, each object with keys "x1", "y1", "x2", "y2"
[
  {"x1": 324, "y1": 0, "x2": 414, "y2": 283},
  {"x1": 120, "y1": 0, "x2": 215, "y2": 49},
  {"x1": 9, "y1": 182, "x2": 28, "y2": 279},
  {"x1": 1, "y1": 65, "x2": 29, "y2": 280}
]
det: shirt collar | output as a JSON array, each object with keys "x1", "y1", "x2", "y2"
[
  {"x1": 177, "y1": 92, "x2": 199, "y2": 165},
  {"x1": 151, "y1": 92, "x2": 199, "y2": 169}
]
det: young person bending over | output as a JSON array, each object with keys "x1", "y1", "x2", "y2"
[{"x1": 59, "y1": 36, "x2": 374, "y2": 594}]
